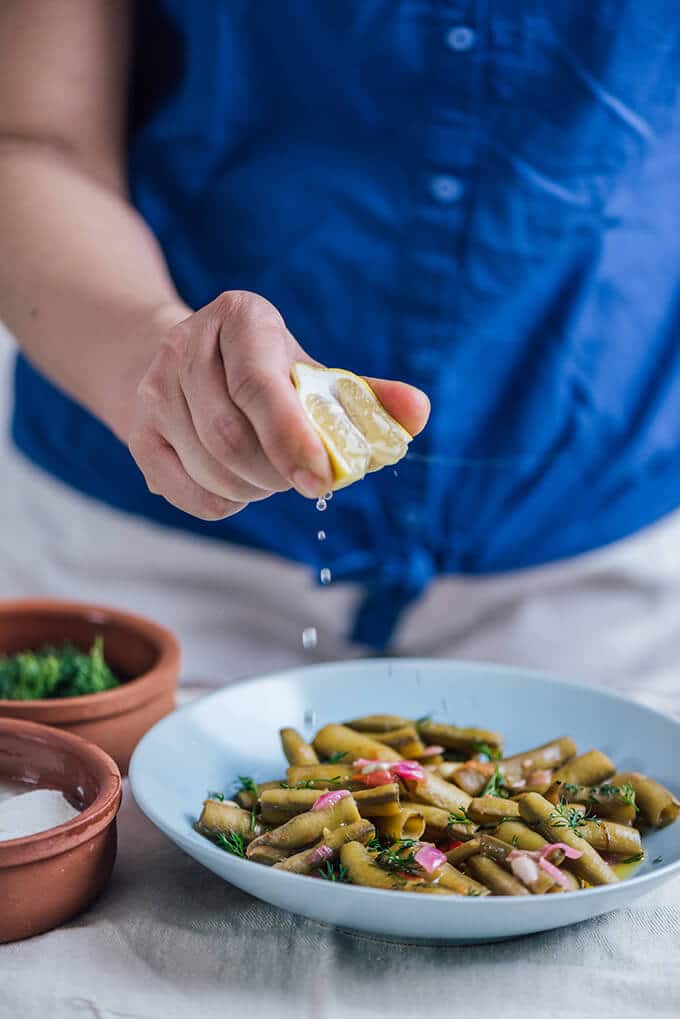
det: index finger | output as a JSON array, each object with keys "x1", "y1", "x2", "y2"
[{"x1": 218, "y1": 293, "x2": 333, "y2": 496}]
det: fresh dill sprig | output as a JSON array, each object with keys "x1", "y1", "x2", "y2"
[
  {"x1": 326, "y1": 751, "x2": 347, "y2": 763},
  {"x1": 214, "y1": 831, "x2": 246, "y2": 857},
  {"x1": 621, "y1": 852, "x2": 644, "y2": 864},
  {"x1": 448, "y1": 807, "x2": 474, "y2": 826},
  {"x1": 318, "y1": 860, "x2": 350, "y2": 882},
  {"x1": 548, "y1": 801, "x2": 588, "y2": 837},
  {"x1": 366, "y1": 834, "x2": 416, "y2": 853},
  {"x1": 472, "y1": 740, "x2": 502, "y2": 761},
  {"x1": 481, "y1": 767, "x2": 509, "y2": 799},
  {"x1": 368, "y1": 834, "x2": 421, "y2": 876}
]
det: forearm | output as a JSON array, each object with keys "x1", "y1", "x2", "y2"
[{"x1": 0, "y1": 139, "x2": 189, "y2": 441}]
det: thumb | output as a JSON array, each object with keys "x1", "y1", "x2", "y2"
[{"x1": 363, "y1": 378, "x2": 431, "y2": 437}]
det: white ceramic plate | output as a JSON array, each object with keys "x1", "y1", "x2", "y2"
[{"x1": 129, "y1": 659, "x2": 680, "y2": 943}]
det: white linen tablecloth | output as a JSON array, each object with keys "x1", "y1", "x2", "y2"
[{"x1": 2, "y1": 751, "x2": 680, "y2": 1019}]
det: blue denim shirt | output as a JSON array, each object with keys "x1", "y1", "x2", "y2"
[{"x1": 12, "y1": 1, "x2": 680, "y2": 646}]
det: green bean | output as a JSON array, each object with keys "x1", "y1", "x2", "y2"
[
  {"x1": 493, "y1": 820, "x2": 554, "y2": 854},
  {"x1": 417, "y1": 721, "x2": 503, "y2": 754},
  {"x1": 612, "y1": 771, "x2": 680, "y2": 829},
  {"x1": 313, "y1": 723, "x2": 402, "y2": 762},
  {"x1": 517, "y1": 792, "x2": 618, "y2": 885},
  {"x1": 436, "y1": 862, "x2": 490, "y2": 896},
  {"x1": 405, "y1": 771, "x2": 472, "y2": 813},
  {"x1": 401, "y1": 800, "x2": 478, "y2": 841},
  {"x1": 360, "y1": 725, "x2": 425, "y2": 758},
  {"x1": 280, "y1": 727, "x2": 319, "y2": 766},
  {"x1": 477, "y1": 834, "x2": 555, "y2": 894},
  {"x1": 196, "y1": 799, "x2": 264, "y2": 841},
  {"x1": 375, "y1": 807, "x2": 426, "y2": 841},
  {"x1": 345, "y1": 714, "x2": 409, "y2": 732},
  {"x1": 235, "y1": 780, "x2": 283, "y2": 810},
  {"x1": 259, "y1": 787, "x2": 320, "y2": 824},
  {"x1": 353, "y1": 783, "x2": 401, "y2": 817},
  {"x1": 430, "y1": 762, "x2": 464, "y2": 781},
  {"x1": 285, "y1": 764, "x2": 356, "y2": 787},
  {"x1": 545, "y1": 780, "x2": 637, "y2": 825},
  {"x1": 274, "y1": 820, "x2": 375, "y2": 874},
  {"x1": 247, "y1": 844, "x2": 289, "y2": 865},
  {"x1": 466, "y1": 855, "x2": 530, "y2": 896},
  {"x1": 446, "y1": 839, "x2": 481, "y2": 866},
  {"x1": 467, "y1": 796, "x2": 520, "y2": 825},
  {"x1": 339, "y1": 842, "x2": 453, "y2": 893},
  {"x1": 247, "y1": 795, "x2": 361, "y2": 854},
  {"x1": 577, "y1": 819, "x2": 642, "y2": 857},
  {"x1": 551, "y1": 749, "x2": 615, "y2": 787},
  {"x1": 499, "y1": 736, "x2": 577, "y2": 778},
  {"x1": 450, "y1": 767, "x2": 490, "y2": 797}
]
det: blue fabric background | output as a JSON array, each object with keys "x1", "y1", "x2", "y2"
[{"x1": 12, "y1": 1, "x2": 680, "y2": 644}]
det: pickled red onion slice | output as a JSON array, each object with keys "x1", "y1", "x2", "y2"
[
  {"x1": 312, "y1": 789, "x2": 351, "y2": 811},
  {"x1": 414, "y1": 845, "x2": 447, "y2": 874}
]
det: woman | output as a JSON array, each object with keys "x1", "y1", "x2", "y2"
[{"x1": 1, "y1": 2, "x2": 679, "y2": 709}]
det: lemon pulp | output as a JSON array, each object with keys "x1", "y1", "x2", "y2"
[{"x1": 292, "y1": 363, "x2": 412, "y2": 490}]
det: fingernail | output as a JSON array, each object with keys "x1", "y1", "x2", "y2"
[{"x1": 292, "y1": 469, "x2": 325, "y2": 499}]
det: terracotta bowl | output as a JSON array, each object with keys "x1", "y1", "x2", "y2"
[
  {"x1": 0, "y1": 599, "x2": 180, "y2": 774},
  {"x1": 0, "y1": 717, "x2": 122, "y2": 943}
]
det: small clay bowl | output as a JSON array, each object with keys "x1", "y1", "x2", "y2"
[
  {"x1": 0, "y1": 599, "x2": 180, "y2": 774},
  {"x1": 0, "y1": 717, "x2": 122, "y2": 943}
]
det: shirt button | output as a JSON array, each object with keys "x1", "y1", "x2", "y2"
[
  {"x1": 430, "y1": 174, "x2": 464, "y2": 204},
  {"x1": 445, "y1": 26, "x2": 477, "y2": 52}
]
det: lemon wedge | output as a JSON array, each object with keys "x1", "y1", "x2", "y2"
[{"x1": 292, "y1": 363, "x2": 412, "y2": 489}]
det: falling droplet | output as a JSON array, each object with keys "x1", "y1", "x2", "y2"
[
  {"x1": 302, "y1": 627, "x2": 318, "y2": 649},
  {"x1": 393, "y1": 469, "x2": 399, "y2": 477},
  {"x1": 304, "y1": 708, "x2": 317, "y2": 728},
  {"x1": 325, "y1": 491, "x2": 333, "y2": 501},
  {"x1": 320, "y1": 567, "x2": 332, "y2": 585},
  {"x1": 317, "y1": 530, "x2": 326, "y2": 541},
  {"x1": 316, "y1": 498, "x2": 327, "y2": 512}
]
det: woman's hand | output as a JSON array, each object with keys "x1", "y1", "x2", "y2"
[{"x1": 127, "y1": 291, "x2": 430, "y2": 520}]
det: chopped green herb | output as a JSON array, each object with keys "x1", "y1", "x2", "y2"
[
  {"x1": 236, "y1": 776, "x2": 258, "y2": 796},
  {"x1": 448, "y1": 807, "x2": 474, "y2": 826},
  {"x1": 653, "y1": 856, "x2": 663, "y2": 865},
  {"x1": 326, "y1": 751, "x2": 347, "y2": 763},
  {"x1": 481, "y1": 767, "x2": 509, "y2": 799},
  {"x1": 0, "y1": 636, "x2": 119, "y2": 700},
  {"x1": 548, "y1": 801, "x2": 588, "y2": 837},
  {"x1": 621, "y1": 852, "x2": 644, "y2": 865},
  {"x1": 318, "y1": 860, "x2": 350, "y2": 882},
  {"x1": 466, "y1": 888, "x2": 483, "y2": 896},
  {"x1": 510, "y1": 834, "x2": 520, "y2": 848},
  {"x1": 415, "y1": 715, "x2": 432, "y2": 727},
  {"x1": 210, "y1": 792, "x2": 225, "y2": 802},
  {"x1": 214, "y1": 831, "x2": 246, "y2": 858},
  {"x1": 367, "y1": 834, "x2": 416, "y2": 853},
  {"x1": 472, "y1": 741, "x2": 502, "y2": 761},
  {"x1": 372, "y1": 843, "x2": 421, "y2": 876}
]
